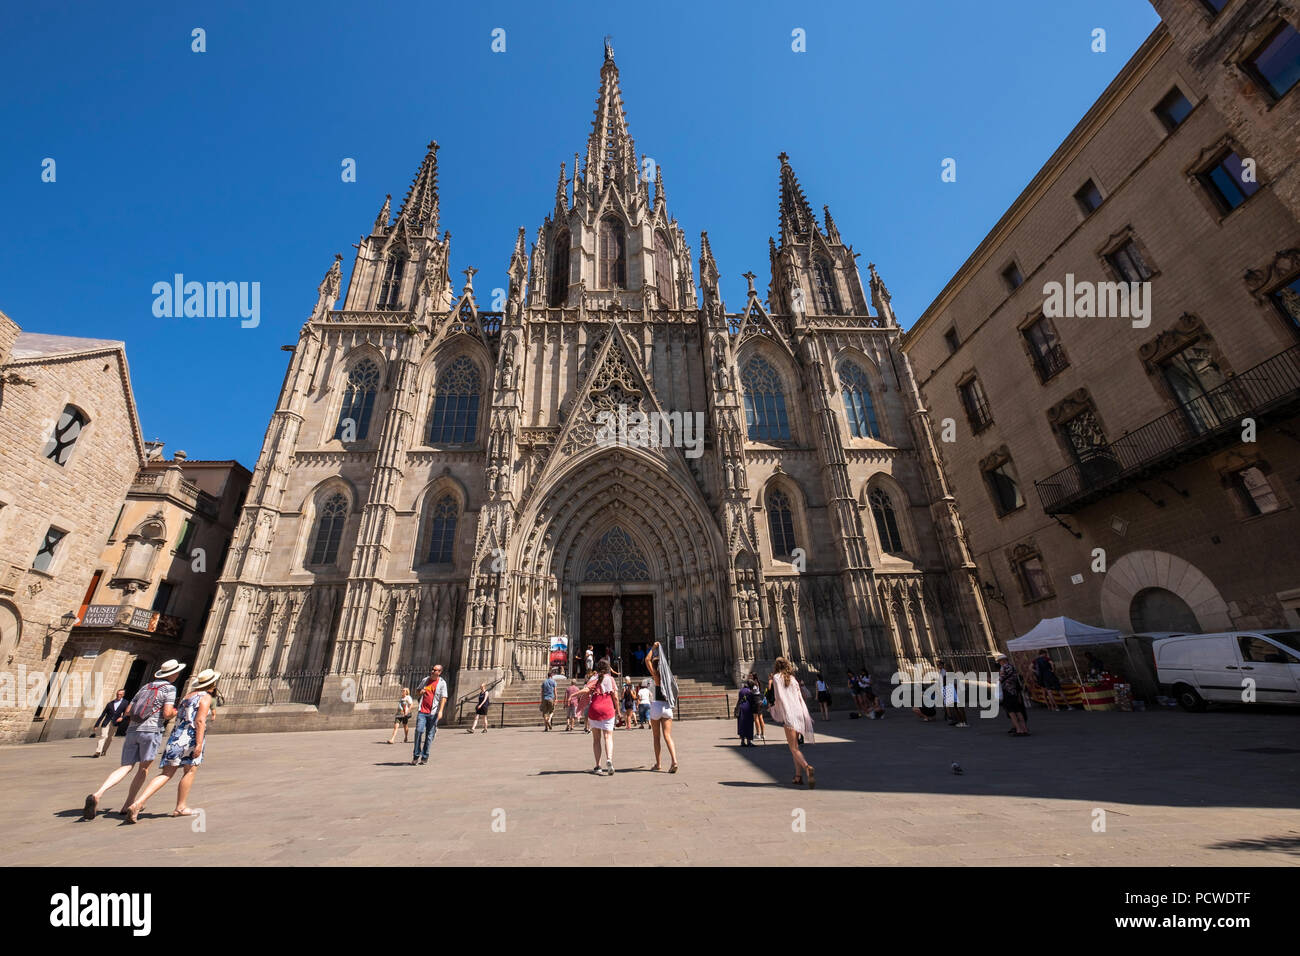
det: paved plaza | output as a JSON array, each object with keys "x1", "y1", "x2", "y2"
[{"x1": 2, "y1": 706, "x2": 1297, "y2": 866}]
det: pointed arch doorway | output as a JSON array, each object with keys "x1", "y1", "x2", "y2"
[{"x1": 578, "y1": 526, "x2": 654, "y2": 677}]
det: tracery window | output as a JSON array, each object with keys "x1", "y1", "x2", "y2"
[
  {"x1": 767, "y1": 490, "x2": 797, "y2": 558},
  {"x1": 839, "y1": 361, "x2": 881, "y2": 439},
  {"x1": 654, "y1": 231, "x2": 673, "y2": 306},
  {"x1": 426, "y1": 494, "x2": 458, "y2": 564},
  {"x1": 869, "y1": 487, "x2": 904, "y2": 554},
  {"x1": 309, "y1": 493, "x2": 348, "y2": 565},
  {"x1": 814, "y1": 258, "x2": 841, "y2": 314},
  {"x1": 428, "y1": 356, "x2": 481, "y2": 444},
  {"x1": 335, "y1": 359, "x2": 380, "y2": 441},
  {"x1": 549, "y1": 231, "x2": 570, "y2": 307},
  {"x1": 377, "y1": 250, "x2": 407, "y2": 310},
  {"x1": 741, "y1": 357, "x2": 791, "y2": 441},
  {"x1": 584, "y1": 526, "x2": 650, "y2": 582},
  {"x1": 599, "y1": 217, "x2": 626, "y2": 289}
]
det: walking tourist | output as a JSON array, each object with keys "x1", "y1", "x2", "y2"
[
  {"x1": 412, "y1": 665, "x2": 447, "y2": 764},
  {"x1": 636, "y1": 680, "x2": 651, "y2": 728},
  {"x1": 847, "y1": 670, "x2": 865, "y2": 716},
  {"x1": 585, "y1": 659, "x2": 619, "y2": 775},
  {"x1": 997, "y1": 653, "x2": 1030, "y2": 736},
  {"x1": 387, "y1": 687, "x2": 413, "y2": 744},
  {"x1": 621, "y1": 679, "x2": 637, "y2": 729},
  {"x1": 769, "y1": 657, "x2": 815, "y2": 788},
  {"x1": 748, "y1": 672, "x2": 766, "y2": 740},
  {"x1": 645, "y1": 642, "x2": 679, "y2": 772},
  {"x1": 540, "y1": 672, "x2": 557, "y2": 731},
  {"x1": 92, "y1": 689, "x2": 128, "y2": 758},
  {"x1": 1034, "y1": 650, "x2": 1063, "y2": 711},
  {"x1": 938, "y1": 659, "x2": 968, "y2": 727},
  {"x1": 583, "y1": 645, "x2": 594, "y2": 678},
  {"x1": 736, "y1": 681, "x2": 756, "y2": 746},
  {"x1": 124, "y1": 669, "x2": 219, "y2": 823},
  {"x1": 469, "y1": 682, "x2": 492, "y2": 734},
  {"x1": 814, "y1": 673, "x2": 832, "y2": 720},
  {"x1": 565, "y1": 679, "x2": 582, "y2": 731},
  {"x1": 83, "y1": 660, "x2": 185, "y2": 820}
]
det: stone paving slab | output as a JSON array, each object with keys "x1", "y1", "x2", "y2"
[{"x1": 1, "y1": 707, "x2": 1297, "y2": 866}]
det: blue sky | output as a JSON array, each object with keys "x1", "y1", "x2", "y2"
[{"x1": 0, "y1": 0, "x2": 1161, "y2": 467}]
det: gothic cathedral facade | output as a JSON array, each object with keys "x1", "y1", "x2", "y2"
[{"x1": 197, "y1": 46, "x2": 995, "y2": 714}]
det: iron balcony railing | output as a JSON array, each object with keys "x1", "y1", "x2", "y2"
[{"x1": 1035, "y1": 344, "x2": 1300, "y2": 514}]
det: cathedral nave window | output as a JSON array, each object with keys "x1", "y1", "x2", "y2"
[
  {"x1": 869, "y1": 487, "x2": 904, "y2": 554},
  {"x1": 425, "y1": 494, "x2": 458, "y2": 564},
  {"x1": 766, "y1": 489, "x2": 798, "y2": 558},
  {"x1": 309, "y1": 493, "x2": 348, "y2": 565},
  {"x1": 741, "y1": 357, "x2": 791, "y2": 442},
  {"x1": 838, "y1": 360, "x2": 881, "y2": 439},
  {"x1": 335, "y1": 358, "x2": 380, "y2": 442},
  {"x1": 599, "y1": 217, "x2": 627, "y2": 289},
  {"x1": 428, "y1": 356, "x2": 482, "y2": 445}
]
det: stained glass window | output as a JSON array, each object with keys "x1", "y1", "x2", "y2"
[
  {"x1": 426, "y1": 494, "x2": 458, "y2": 564},
  {"x1": 309, "y1": 493, "x2": 348, "y2": 565},
  {"x1": 768, "y1": 490, "x2": 797, "y2": 557},
  {"x1": 428, "y1": 356, "x2": 481, "y2": 444},
  {"x1": 839, "y1": 361, "x2": 880, "y2": 438},
  {"x1": 869, "y1": 488, "x2": 903, "y2": 553},
  {"x1": 336, "y1": 358, "x2": 380, "y2": 441},
  {"x1": 741, "y1": 357, "x2": 791, "y2": 441}
]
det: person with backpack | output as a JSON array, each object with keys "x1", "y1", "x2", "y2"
[
  {"x1": 124, "y1": 669, "x2": 220, "y2": 823},
  {"x1": 83, "y1": 659, "x2": 185, "y2": 820},
  {"x1": 585, "y1": 659, "x2": 619, "y2": 775}
]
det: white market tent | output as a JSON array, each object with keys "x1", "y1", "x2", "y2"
[
  {"x1": 1007, "y1": 617, "x2": 1123, "y2": 651},
  {"x1": 1007, "y1": 617, "x2": 1141, "y2": 700}
]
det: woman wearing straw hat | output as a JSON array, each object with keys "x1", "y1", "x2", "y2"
[
  {"x1": 83, "y1": 658, "x2": 184, "y2": 821},
  {"x1": 125, "y1": 668, "x2": 219, "y2": 822}
]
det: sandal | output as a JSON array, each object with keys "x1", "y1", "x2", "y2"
[
  {"x1": 669, "y1": 764, "x2": 678, "y2": 774},
  {"x1": 792, "y1": 776, "x2": 804, "y2": 786}
]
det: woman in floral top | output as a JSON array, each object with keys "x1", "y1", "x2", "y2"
[{"x1": 125, "y1": 669, "x2": 219, "y2": 822}]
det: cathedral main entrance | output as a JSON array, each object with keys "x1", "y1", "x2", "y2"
[{"x1": 579, "y1": 593, "x2": 654, "y2": 677}]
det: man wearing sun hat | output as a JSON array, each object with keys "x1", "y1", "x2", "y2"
[{"x1": 82, "y1": 659, "x2": 185, "y2": 821}]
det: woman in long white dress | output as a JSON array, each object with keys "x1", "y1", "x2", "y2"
[{"x1": 769, "y1": 657, "x2": 816, "y2": 788}]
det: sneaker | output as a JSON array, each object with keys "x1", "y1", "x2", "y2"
[
  {"x1": 410, "y1": 758, "x2": 419, "y2": 765},
  {"x1": 419, "y1": 757, "x2": 428, "y2": 765},
  {"x1": 956, "y1": 722, "x2": 968, "y2": 728},
  {"x1": 605, "y1": 759, "x2": 614, "y2": 775}
]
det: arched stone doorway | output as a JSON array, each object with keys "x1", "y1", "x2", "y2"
[
  {"x1": 515, "y1": 447, "x2": 730, "y2": 678},
  {"x1": 1100, "y1": 550, "x2": 1229, "y2": 633},
  {"x1": 1129, "y1": 587, "x2": 1201, "y2": 633}
]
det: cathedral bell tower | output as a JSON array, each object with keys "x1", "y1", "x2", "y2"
[
  {"x1": 341, "y1": 142, "x2": 454, "y2": 317},
  {"x1": 766, "y1": 153, "x2": 875, "y2": 324},
  {"x1": 526, "y1": 39, "x2": 696, "y2": 314}
]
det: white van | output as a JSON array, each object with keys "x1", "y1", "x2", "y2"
[{"x1": 1154, "y1": 631, "x2": 1300, "y2": 711}]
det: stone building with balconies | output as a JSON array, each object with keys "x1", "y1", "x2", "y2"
[
  {"x1": 33, "y1": 452, "x2": 252, "y2": 741},
  {"x1": 902, "y1": 6, "x2": 1300, "y2": 643},
  {"x1": 0, "y1": 310, "x2": 148, "y2": 743}
]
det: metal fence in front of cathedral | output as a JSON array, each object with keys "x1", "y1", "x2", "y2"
[{"x1": 214, "y1": 668, "x2": 432, "y2": 708}]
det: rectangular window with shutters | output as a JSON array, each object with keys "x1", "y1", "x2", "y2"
[
  {"x1": 984, "y1": 458, "x2": 1025, "y2": 516},
  {"x1": 958, "y1": 377, "x2": 993, "y2": 432},
  {"x1": 1023, "y1": 315, "x2": 1069, "y2": 382},
  {"x1": 152, "y1": 580, "x2": 176, "y2": 614},
  {"x1": 1016, "y1": 555, "x2": 1053, "y2": 602},
  {"x1": 1233, "y1": 467, "x2": 1280, "y2": 516},
  {"x1": 175, "y1": 519, "x2": 195, "y2": 557}
]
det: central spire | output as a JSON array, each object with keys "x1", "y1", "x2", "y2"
[
  {"x1": 396, "y1": 141, "x2": 440, "y2": 232},
  {"x1": 777, "y1": 152, "x2": 818, "y2": 247},
  {"x1": 585, "y1": 39, "x2": 638, "y2": 196}
]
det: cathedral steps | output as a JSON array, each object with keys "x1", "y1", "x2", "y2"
[{"x1": 452, "y1": 676, "x2": 735, "y2": 727}]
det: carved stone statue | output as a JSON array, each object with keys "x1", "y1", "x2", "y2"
[{"x1": 611, "y1": 594, "x2": 622, "y2": 641}]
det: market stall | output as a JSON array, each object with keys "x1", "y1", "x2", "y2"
[{"x1": 1006, "y1": 617, "x2": 1141, "y2": 711}]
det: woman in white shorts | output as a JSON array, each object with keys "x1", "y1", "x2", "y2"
[
  {"x1": 644, "y1": 642, "x2": 679, "y2": 772},
  {"x1": 585, "y1": 660, "x2": 619, "y2": 774}
]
